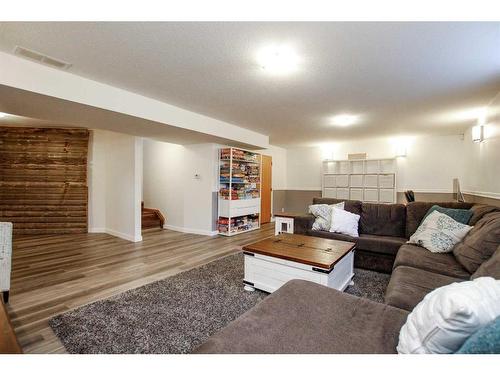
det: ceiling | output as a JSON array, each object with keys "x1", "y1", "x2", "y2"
[{"x1": 0, "y1": 22, "x2": 499, "y2": 147}]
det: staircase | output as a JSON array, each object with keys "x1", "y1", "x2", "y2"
[{"x1": 141, "y1": 202, "x2": 166, "y2": 230}]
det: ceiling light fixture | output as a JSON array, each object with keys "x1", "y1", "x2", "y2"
[
  {"x1": 331, "y1": 114, "x2": 358, "y2": 127},
  {"x1": 0, "y1": 112, "x2": 8, "y2": 118},
  {"x1": 257, "y1": 44, "x2": 299, "y2": 75}
]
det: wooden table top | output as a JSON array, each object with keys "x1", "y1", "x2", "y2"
[{"x1": 242, "y1": 233, "x2": 356, "y2": 270}]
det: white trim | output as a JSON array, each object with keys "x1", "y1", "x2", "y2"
[
  {"x1": 164, "y1": 224, "x2": 218, "y2": 237},
  {"x1": 462, "y1": 190, "x2": 500, "y2": 200},
  {"x1": 88, "y1": 227, "x2": 142, "y2": 242},
  {"x1": 286, "y1": 187, "x2": 322, "y2": 191},
  {"x1": 396, "y1": 188, "x2": 454, "y2": 194},
  {"x1": 88, "y1": 227, "x2": 106, "y2": 233}
]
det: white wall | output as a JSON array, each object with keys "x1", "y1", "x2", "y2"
[
  {"x1": 143, "y1": 139, "x2": 218, "y2": 235},
  {"x1": 286, "y1": 134, "x2": 466, "y2": 193},
  {"x1": 462, "y1": 92, "x2": 500, "y2": 199},
  {"x1": 88, "y1": 129, "x2": 143, "y2": 242},
  {"x1": 259, "y1": 145, "x2": 287, "y2": 190}
]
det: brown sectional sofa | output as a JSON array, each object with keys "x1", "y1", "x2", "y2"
[
  {"x1": 294, "y1": 198, "x2": 477, "y2": 273},
  {"x1": 194, "y1": 279, "x2": 409, "y2": 354},
  {"x1": 195, "y1": 200, "x2": 500, "y2": 353}
]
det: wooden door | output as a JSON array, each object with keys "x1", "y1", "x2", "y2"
[{"x1": 260, "y1": 155, "x2": 272, "y2": 224}]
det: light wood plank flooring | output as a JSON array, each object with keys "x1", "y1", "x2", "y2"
[{"x1": 6, "y1": 223, "x2": 275, "y2": 353}]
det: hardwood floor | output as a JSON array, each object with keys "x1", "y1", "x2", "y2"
[{"x1": 6, "y1": 223, "x2": 275, "y2": 353}]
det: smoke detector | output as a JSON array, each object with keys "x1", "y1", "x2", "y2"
[{"x1": 14, "y1": 46, "x2": 72, "y2": 70}]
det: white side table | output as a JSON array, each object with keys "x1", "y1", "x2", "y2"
[{"x1": 273, "y1": 213, "x2": 298, "y2": 236}]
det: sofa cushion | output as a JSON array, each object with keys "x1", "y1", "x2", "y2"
[
  {"x1": 360, "y1": 203, "x2": 406, "y2": 237},
  {"x1": 405, "y1": 201, "x2": 473, "y2": 238},
  {"x1": 194, "y1": 280, "x2": 409, "y2": 354},
  {"x1": 313, "y1": 197, "x2": 362, "y2": 216},
  {"x1": 305, "y1": 230, "x2": 405, "y2": 256},
  {"x1": 358, "y1": 234, "x2": 406, "y2": 256},
  {"x1": 394, "y1": 244, "x2": 470, "y2": 279},
  {"x1": 385, "y1": 266, "x2": 463, "y2": 311},
  {"x1": 306, "y1": 229, "x2": 354, "y2": 242},
  {"x1": 294, "y1": 214, "x2": 316, "y2": 235},
  {"x1": 453, "y1": 211, "x2": 500, "y2": 274},
  {"x1": 469, "y1": 204, "x2": 500, "y2": 226},
  {"x1": 472, "y1": 245, "x2": 500, "y2": 280}
]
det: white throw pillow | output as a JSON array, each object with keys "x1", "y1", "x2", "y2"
[
  {"x1": 397, "y1": 277, "x2": 500, "y2": 354},
  {"x1": 407, "y1": 211, "x2": 472, "y2": 253},
  {"x1": 309, "y1": 202, "x2": 345, "y2": 231},
  {"x1": 329, "y1": 207, "x2": 360, "y2": 237}
]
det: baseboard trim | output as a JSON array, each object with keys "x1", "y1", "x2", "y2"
[
  {"x1": 164, "y1": 224, "x2": 218, "y2": 237},
  {"x1": 88, "y1": 227, "x2": 142, "y2": 242}
]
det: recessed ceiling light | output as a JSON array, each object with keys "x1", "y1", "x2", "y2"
[
  {"x1": 0, "y1": 112, "x2": 9, "y2": 118},
  {"x1": 256, "y1": 45, "x2": 299, "y2": 75},
  {"x1": 331, "y1": 114, "x2": 358, "y2": 127}
]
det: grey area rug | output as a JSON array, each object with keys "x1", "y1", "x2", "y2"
[{"x1": 49, "y1": 252, "x2": 390, "y2": 354}]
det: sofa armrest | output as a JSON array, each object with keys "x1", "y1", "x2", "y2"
[{"x1": 294, "y1": 214, "x2": 315, "y2": 235}]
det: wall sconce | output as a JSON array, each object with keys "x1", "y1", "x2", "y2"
[
  {"x1": 395, "y1": 145, "x2": 407, "y2": 157},
  {"x1": 472, "y1": 125, "x2": 484, "y2": 143}
]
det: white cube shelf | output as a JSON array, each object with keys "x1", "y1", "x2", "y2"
[
  {"x1": 379, "y1": 174, "x2": 395, "y2": 188},
  {"x1": 324, "y1": 175, "x2": 336, "y2": 187},
  {"x1": 336, "y1": 188, "x2": 350, "y2": 200},
  {"x1": 364, "y1": 188, "x2": 379, "y2": 202},
  {"x1": 364, "y1": 174, "x2": 378, "y2": 188},
  {"x1": 350, "y1": 188, "x2": 363, "y2": 201},
  {"x1": 322, "y1": 158, "x2": 397, "y2": 203},
  {"x1": 336, "y1": 175, "x2": 349, "y2": 187},
  {"x1": 379, "y1": 189, "x2": 395, "y2": 203},
  {"x1": 350, "y1": 175, "x2": 363, "y2": 187},
  {"x1": 324, "y1": 188, "x2": 336, "y2": 198}
]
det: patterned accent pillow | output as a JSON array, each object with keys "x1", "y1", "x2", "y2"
[
  {"x1": 408, "y1": 210, "x2": 473, "y2": 253},
  {"x1": 423, "y1": 205, "x2": 473, "y2": 225},
  {"x1": 309, "y1": 202, "x2": 345, "y2": 231}
]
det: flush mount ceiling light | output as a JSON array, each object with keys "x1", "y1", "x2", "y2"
[
  {"x1": 331, "y1": 114, "x2": 358, "y2": 127},
  {"x1": 256, "y1": 44, "x2": 299, "y2": 75},
  {"x1": 0, "y1": 112, "x2": 8, "y2": 118}
]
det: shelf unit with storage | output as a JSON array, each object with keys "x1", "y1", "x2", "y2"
[
  {"x1": 322, "y1": 158, "x2": 397, "y2": 203},
  {"x1": 218, "y1": 147, "x2": 261, "y2": 236}
]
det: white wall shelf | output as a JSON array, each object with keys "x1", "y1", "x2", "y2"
[
  {"x1": 218, "y1": 147, "x2": 261, "y2": 236},
  {"x1": 321, "y1": 158, "x2": 397, "y2": 203}
]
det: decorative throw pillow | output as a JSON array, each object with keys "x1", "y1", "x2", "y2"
[
  {"x1": 329, "y1": 207, "x2": 360, "y2": 237},
  {"x1": 397, "y1": 277, "x2": 500, "y2": 354},
  {"x1": 456, "y1": 315, "x2": 500, "y2": 354},
  {"x1": 407, "y1": 211, "x2": 473, "y2": 253},
  {"x1": 423, "y1": 205, "x2": 473, "y2": 225},
  {"x1": 309, "y1": 202, "x2": 345, "y2": 231}
]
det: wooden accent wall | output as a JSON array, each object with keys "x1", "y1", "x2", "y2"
[{"x1": 0, "y1": 127, "x2": 89, "y2": 235}]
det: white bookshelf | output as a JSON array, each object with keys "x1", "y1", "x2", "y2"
[
  {"x1": 321, "y1": 158, "x2": 397, "y2": 203},
  {"x1": 218, "y1": 147, "x2": 261, "y2": 236}
]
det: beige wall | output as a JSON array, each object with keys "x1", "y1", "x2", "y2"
[
  {"x1": 88, "y1": 129, "x2": 143, "y2": 242},
  {"x1": 462, "y1": 91, "x2": 500, "y2": 202}
]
